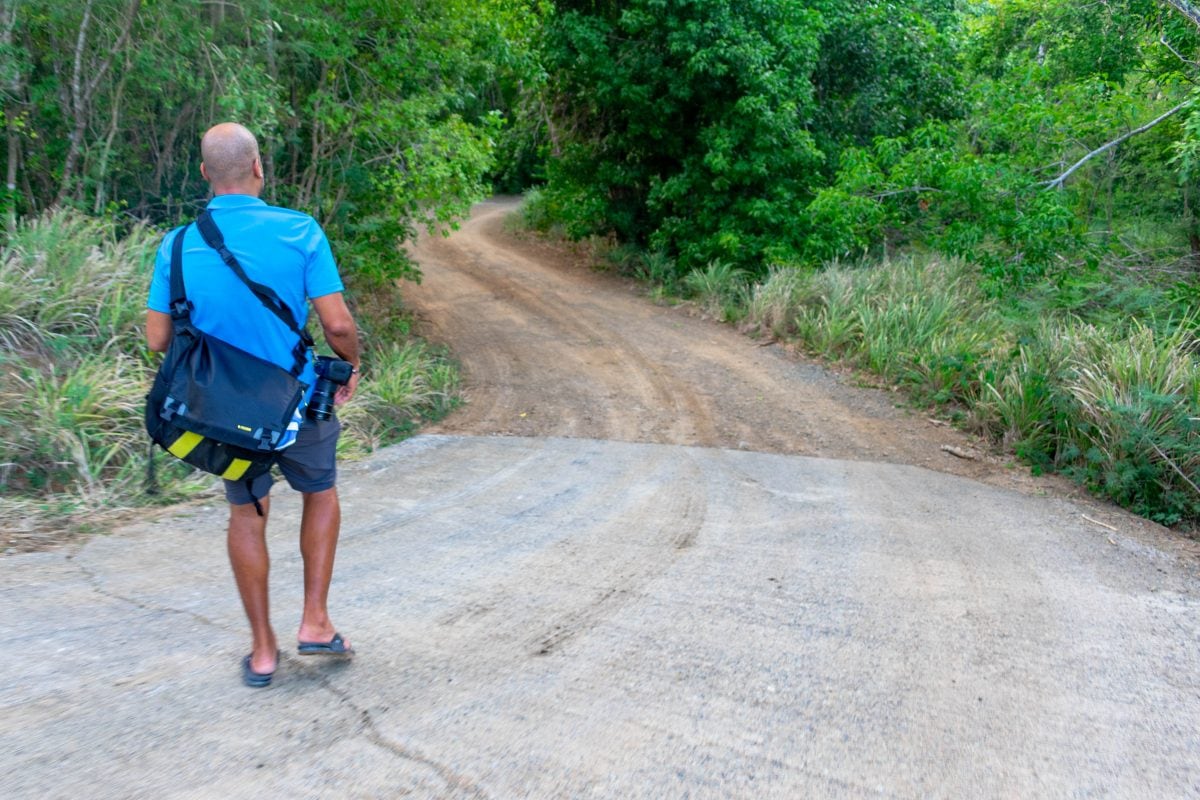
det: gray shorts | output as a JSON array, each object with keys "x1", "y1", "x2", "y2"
[{"x1": 224, "y1": 416, "x2": 341, "y2": 505}]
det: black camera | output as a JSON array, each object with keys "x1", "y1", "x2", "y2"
[{"x1": 307, "y1": 355, "x2": 355, "y2": 421}]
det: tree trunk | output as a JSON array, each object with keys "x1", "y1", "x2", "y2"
[
  {"x1": 263, "y1": 8, "x2": 278, "y2": 204},
  {"x1": 93, "y1": 53, "x2": 130, "y2": 214},
  {"x1": 152, "y1": 99, "x2": 193, "y2": 201},
  {"x1": 5, "y1": 128, "x2": 17, "y2": 233},
  {"x1": 54, "y1": 0, "x2": 142, "y2": 207},
  {"x1": 2, "y1": 0, "x2": 23, "y2": 232}
]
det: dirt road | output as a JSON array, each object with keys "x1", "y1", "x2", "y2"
[
  {"x1": 407, "y1": 198, "x2": 1081, "y2": 493},
  {"x1": 5, "y1": 198, "x2": 1200, "y2": 798}
]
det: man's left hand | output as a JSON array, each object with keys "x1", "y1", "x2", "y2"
[{"x1": 335, "y1": 370, "x2": 359, "y2": 406}]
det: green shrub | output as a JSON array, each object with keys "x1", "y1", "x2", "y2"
[
  {"x1": 969, "y1": 326, "x2": 1075, "y2": 468},
  {"x1": 0, "y1": 210, "x2": 155, "y2": 358},
  {"x1": 747, "y1": 266, "x2": 808, "y2": 339},
  {"x1": 634, "y1": 250, "x2": 680, "y2": 292},
  {"x1": 1064, "y1": 320, "x2": 1200, "y2": 524}
]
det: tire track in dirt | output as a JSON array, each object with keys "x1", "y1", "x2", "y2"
[
  {"x1": 411, "y1": 208, "x2": 718, "y2": 445},
  {"x1": 406, "y1": 197, "x2": 1038, "y2": 485}
]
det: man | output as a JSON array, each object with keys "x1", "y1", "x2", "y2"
[{"x1": 146, "y1": 122, "x2": 361, "y2": 688}]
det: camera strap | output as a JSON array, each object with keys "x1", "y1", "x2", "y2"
[{"x1": 186, "y1": 209, "x2": 315, "y2": 377}]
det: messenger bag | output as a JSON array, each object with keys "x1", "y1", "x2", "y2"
[{"x1": 144, "y1": 210, "x2": 314, "y2": 511}]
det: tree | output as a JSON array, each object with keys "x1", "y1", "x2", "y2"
[
  {"x1": 0, "y1": 0, "x2": 539, "y2": 282},
  {"x1": 540, "y1": 0, "x2": 833, "y2": 272}
]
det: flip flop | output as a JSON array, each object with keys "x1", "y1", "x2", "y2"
[
  {"x1": 242, "y1": 650, "x2": 279, "y2": 688},
  {"x1": 297, "y1": 632, "x2": 353, "y2": 656}
]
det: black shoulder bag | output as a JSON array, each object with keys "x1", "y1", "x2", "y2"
[{"x1": 144, "y1": 210, "x2": 315, "y2": 512}]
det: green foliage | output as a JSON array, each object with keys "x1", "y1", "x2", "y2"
[
  {"x1": 634, "y1": 250, "x2": 681, "y2": 293},
  {"x1": 812, "y1": 0, "x2": 963, "y2": 154},
  {"x1": 1064, "y1": 320, "x2": 1200, "y2": 524},
  {"x1": 337, "y1": 342, "x2": 461, "y2": 455},
  {"x1": 535, "y1": 0, "x2": 963, "y2": 275},
  {"x1": 0, "y1": 211, "x2": 185, "y2": 506},
  {"x1": 540, "y1": 0, "x2": 832, "y2": 272}
]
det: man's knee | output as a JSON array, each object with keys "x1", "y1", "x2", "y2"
[
  {"x1": 230, "y1": 496, "x2": 271, "y2": 522},
  {"x1": 302, "y1": 486, "x2": 339, "y2": 508}
]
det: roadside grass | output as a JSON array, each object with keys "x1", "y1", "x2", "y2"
[
  {"x1": 0, "y1": 209, "x2": 462, "y2": 546},
  {"x1": 747, "y1": 257, "x2": 1200, "y2": 527},
  {"x1": 337, "y1": 340, "x2": 460, "y2": 454}
]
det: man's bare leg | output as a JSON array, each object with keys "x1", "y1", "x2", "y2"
[
  {"x1": 297, "y1": 487, "x2": 347, "y2": 648},
  {"x1": 227, "y1": 498, "x2": 278, "y2": 674}
]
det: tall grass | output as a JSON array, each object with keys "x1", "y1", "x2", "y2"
[
  {"x1": 744, "y1": 255, "x2": 1200, "y2": 527},
  {"x1": 0, "y1": 209, "x2": 462, "y2": 540},
  {"x1": 339, "y1": 341, "x2": 460, "y2": 453},
  {"x1": 0, "y1": 213, "x2": 161, "y2": 507},
  {"x1": 682, "y1": 260, "x2": 750, "y2": 322},
  {"x1": 1064, "y1": 320, "x2": 1200, "y2": 523}
]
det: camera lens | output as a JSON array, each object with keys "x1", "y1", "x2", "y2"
[{"x1": 308, "y1": 376, "x2": 337, "y2": 421}]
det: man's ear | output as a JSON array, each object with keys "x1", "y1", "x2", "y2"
[
  {"x1": 252, "y1": 157, "x2": 264, "y2": 179},
  {"x1": 200, "y1": 162, "x2": 210, "y2": 182}
]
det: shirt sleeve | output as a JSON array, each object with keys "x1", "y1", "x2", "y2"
[
  {"x1": 146, "y1": 227, "x2": 179, "y2": 313},
  {"x1": 305, "y1": 221, "x2": 345, "y2": 299}
]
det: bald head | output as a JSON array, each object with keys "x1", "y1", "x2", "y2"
[{"x1": 200, "y1": 123, "x2": 263, "y2": 195}]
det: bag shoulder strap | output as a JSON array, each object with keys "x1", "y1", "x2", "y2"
[
  {"x1": 168, "y1": 223, "x2": 193, "y2": 327},
  {"x1": 194, "y1": 209, "x2": 314, "y2": 376}
]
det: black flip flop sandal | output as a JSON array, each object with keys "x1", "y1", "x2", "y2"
[
  {"x1": 297, "y1": 632, "x2": 353, "y2": 656},
  {"x1": 242, "y1": 650, "x2": 279, "y2": 687}
]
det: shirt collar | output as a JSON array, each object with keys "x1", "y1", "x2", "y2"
[{"x1": 206, "y1": 194, "x2": 267, "y2": 209}]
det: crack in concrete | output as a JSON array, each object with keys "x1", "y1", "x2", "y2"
[
  {"x1": 307, "y1": 669, "x2": 491, "y2": 799},
  {"x1": 71, "y1": 558, "x2": 225, "y2": 631},
  {"x1": 73, "y1": 556, "x2": 487, "y2": 795}
]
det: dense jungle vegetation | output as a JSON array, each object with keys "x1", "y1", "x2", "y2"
[{"x1": 1, "y1": 0, "x2": 1198, "y2": 533}]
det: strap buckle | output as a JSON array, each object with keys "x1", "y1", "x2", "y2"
[{"x1": 170, "y1": 299, "x2": 192, "y2": 320}]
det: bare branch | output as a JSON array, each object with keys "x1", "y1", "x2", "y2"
[
  {"x1": 1044, "y1": 101, "x2": 1190, "y2": 190},
  {"x1": 1152, "y1": 442, "x2": 1200, "y2": 498},
  {"x1": 1159, "y1": 34, "x2": 1200, "y2": 67},
  {"x1": 80, "y1": 0, "x2": 141, "y2": 105},
  {"x1": 868, "y1": 186, "x2": 942, "y2": 200}
]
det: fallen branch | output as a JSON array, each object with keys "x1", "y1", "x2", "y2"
[
  {"x1": 940, "y1": 445, "x2": 977, "y2": 460},
  {"x1": 1043, "y1": 101, "x2": 1191, "y2": 190},
  {"x1": 1082, "y1": 514, "x2": 1119, "y2": 532}
]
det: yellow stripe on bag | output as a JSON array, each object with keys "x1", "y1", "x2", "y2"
[
  {"x1": 167, "y1": 431, "x2": 204, "y2": 459},
  {"x1": 221, "y1": 458, "x2": 252, "y2": 481}
]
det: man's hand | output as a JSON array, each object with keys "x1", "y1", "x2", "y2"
[{"x1": 335, "y1": 370, "x2": 359, "y2": 406}]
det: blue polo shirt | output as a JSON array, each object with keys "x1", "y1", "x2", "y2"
[{"x1": 147, "y1": 195, "x2": 345, "y2": 397}]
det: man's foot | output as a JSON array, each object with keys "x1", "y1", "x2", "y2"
[
  {"x1": 297, "y1": 632, "x2": 353, "y2": 656},
  {"x1": 242, "y1": 650, "x2": 280, "y2": 688}
]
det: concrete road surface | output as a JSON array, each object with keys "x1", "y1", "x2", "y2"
[{"x1": 4, "y1": 434, "x2": 1199, "y2": 798}]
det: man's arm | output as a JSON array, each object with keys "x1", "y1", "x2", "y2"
[
  {"x1": 311, "y1": 292, "x2": 361, "y2": 404},
  {"x1": 146, "y1": 310, "x2": 173, "y2": 352}
]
